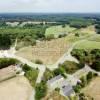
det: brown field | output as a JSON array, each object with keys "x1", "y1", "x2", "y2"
[
  {"x1": 0, "y1": 76, "x2": 32, "y2": 100},
  {"x1": 83, "y1": 77, "x2": 100, "y2": 100},
  {"x1": 43, "y1": 91, "x2": 67, "y2": 100},
  {"x1": 16, "y1": 37, "x2": 70, "y2": 65}
]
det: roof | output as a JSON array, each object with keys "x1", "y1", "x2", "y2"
[
  {"x1": 47, "y1": 75, "x2": 63, "y2": 84},
  {"x1": 61, "y1": 84, "x2": 74, "y2": 96}
]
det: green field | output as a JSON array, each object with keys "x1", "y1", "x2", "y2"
[
  {"x1": 88, "y1": 34, "x2": 100, "y2": 42},
  {"x1": 45, "y1": 25, "x2": 76, "y2": 38},
  {"x1": 74, "y1": 40, "x2": 100, "y2": 49}
]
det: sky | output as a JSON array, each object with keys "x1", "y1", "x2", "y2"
[{"x1": 0, "y1": 0, "x2": 99, "y2": 13}]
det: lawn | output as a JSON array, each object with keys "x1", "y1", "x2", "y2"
[
  {"x1": 74, "y1": 40, "x2": 100, "y2": 50},
  {"x1": 83, "y1": 77, "x2": 100, "y2": 100},
  {"x1": 45, "y1": 25, "x2": 76, "y2": 38}
]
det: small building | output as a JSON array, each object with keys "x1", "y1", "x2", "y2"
[
  {"x1": 47, "y1": 75, "x2": 64, "y2": 90},
  {"x1": 60, "y1": 84, "x2": 75, "y2": 97}
]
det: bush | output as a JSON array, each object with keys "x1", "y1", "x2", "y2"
[
  {"x1": 86, "y1": 72, "x2": 93, "y2": 82},
  {"x1": 46, "y1": 34, "x2": 55, "y2": 40},
  {"x1": 59, "y1": 61, "x2": 84, "y2": 74},
  {"x1": 91, "y1": 61, "x2": 100, "y2": 71},
  {"x1": 35, "y1": 59, "x2": 43, "y2": 64}
]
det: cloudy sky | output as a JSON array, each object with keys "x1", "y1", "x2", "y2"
[{"x1": 0, "y1": 0, "x2": 99, "y2": 13}]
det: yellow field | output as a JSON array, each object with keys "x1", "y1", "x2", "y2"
[
  {"x1": 83, "y1": 77, "x2": 100, "y2": 100},
  {"x1": 0, "y1": 76, "x2": 32, "y2": 100}
]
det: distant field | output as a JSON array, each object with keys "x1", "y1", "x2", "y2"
[
  {"x1": 74, "y1": 25, "x2": 96, "y2": 35},
  {"x1": 83, "y1": 77, "x2": 100, "y2": 100},
  {"x1": 74, "y1": 40, "x2": 100, "y2": 50},
  {"x1": 45, "y1": 25, "x2": 76, "y2": 38},
  {"x1": 88, "y1": 34, "x2": 100, "y2": 42},
  {"x1": 0, "y1": 76, "x2": 32, "y2": 100}
]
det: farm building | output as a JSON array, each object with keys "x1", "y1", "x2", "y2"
[
  {"x1": 47, "y1": 75, "x2": 64, "y2": 90},
  {"x1": 47, "y1": 75, "x2": 75, "y2": 97}
]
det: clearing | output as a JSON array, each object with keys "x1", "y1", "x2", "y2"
[
  {"x1": 83, "y1": 77, "x2": 100, "y2": 100},
  {"x1": 0, "y1": 76, "x2": 32, "y2": 100}
]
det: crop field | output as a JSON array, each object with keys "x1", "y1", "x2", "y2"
[
  {"x1": 83, "y1": 77, "x2": 100, "y2": 100},
  {"x1": 16, "y1": 37, "x2": 70, "y2": 65},
  {"x1": 0, "y1": 76, "x2": 32, "y2": 100},
  {"x1": 45, "y1": 25, "x2": 76, "y2": 38},
  {"x1": 74, "y1": 40, "x2": 100, "y2": 50}
]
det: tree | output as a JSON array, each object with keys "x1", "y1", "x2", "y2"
[
  {"x1": 86, "y1": 72, "x2": 93, "y2": 82},
  {"x1": 0, "y1": 34, "x2": 11, "y2": 49},
  {"x1": 35, "y1": 81, "x2": 47, "y2": 100},
  {"x1": 91, "y1": 61, "x2": 100, "y2": 71}
]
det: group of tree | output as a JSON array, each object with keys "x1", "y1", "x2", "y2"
[
  {"x1": 69, "y1": 18, "x2": 94, "y2": 29},
  {"x1": 35, "y1": 81, "x2": 47, "y2": 100},
  {"x1": 0, "y1": 33, "x2": 11, "y2": 49},
  {"x1": 71, "y1": 49, "x2": 100, "y2": 71},
  {"x1": 0, "y1": 58, "x2": 18, "y2": 69},
  {"x1": 22, "y1": 64, "x2": 39, "y2": 87},
  {"x1": 58, "y1": 61, "x2": 84, "y2": 74},
  {"x1": 95, "y1": 18, "x2": 100, "y2": 34}
]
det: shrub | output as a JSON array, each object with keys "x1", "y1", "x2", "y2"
[{"x1": 35, "y1": 59, "x2": 43, "y2": 64}]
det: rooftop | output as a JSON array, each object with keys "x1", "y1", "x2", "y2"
[{"x1": 47, "y1": 75, "x2": 63, "y2": 84}]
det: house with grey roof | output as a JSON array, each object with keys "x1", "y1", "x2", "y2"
[
  {"x1": 47, "y1": 75, "x2": 64, "y2": 90},
  {"x1": 47, "y1": 75, "x2": 75, "y2": 97},
  {"x1": 60, "y1": 84, "x2": 75, "y2": 96}
]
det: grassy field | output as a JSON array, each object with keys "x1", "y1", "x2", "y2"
[
  {"x1": 83, "y1": 77, "x2": 100, "y2": 100},
  {"x1": 0, "y1": 76, "x2": 32, "y2": 100},
  {"x1": 74, "y1": 40, "x2": 100, "y2": 50},
  {"x1": 45, "y1": 25, "x2": 76, "y2": 38}
]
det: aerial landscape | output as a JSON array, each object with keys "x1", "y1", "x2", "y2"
[{"x1": 0, "y1": 0, "x2": 100, "y2": 100}]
